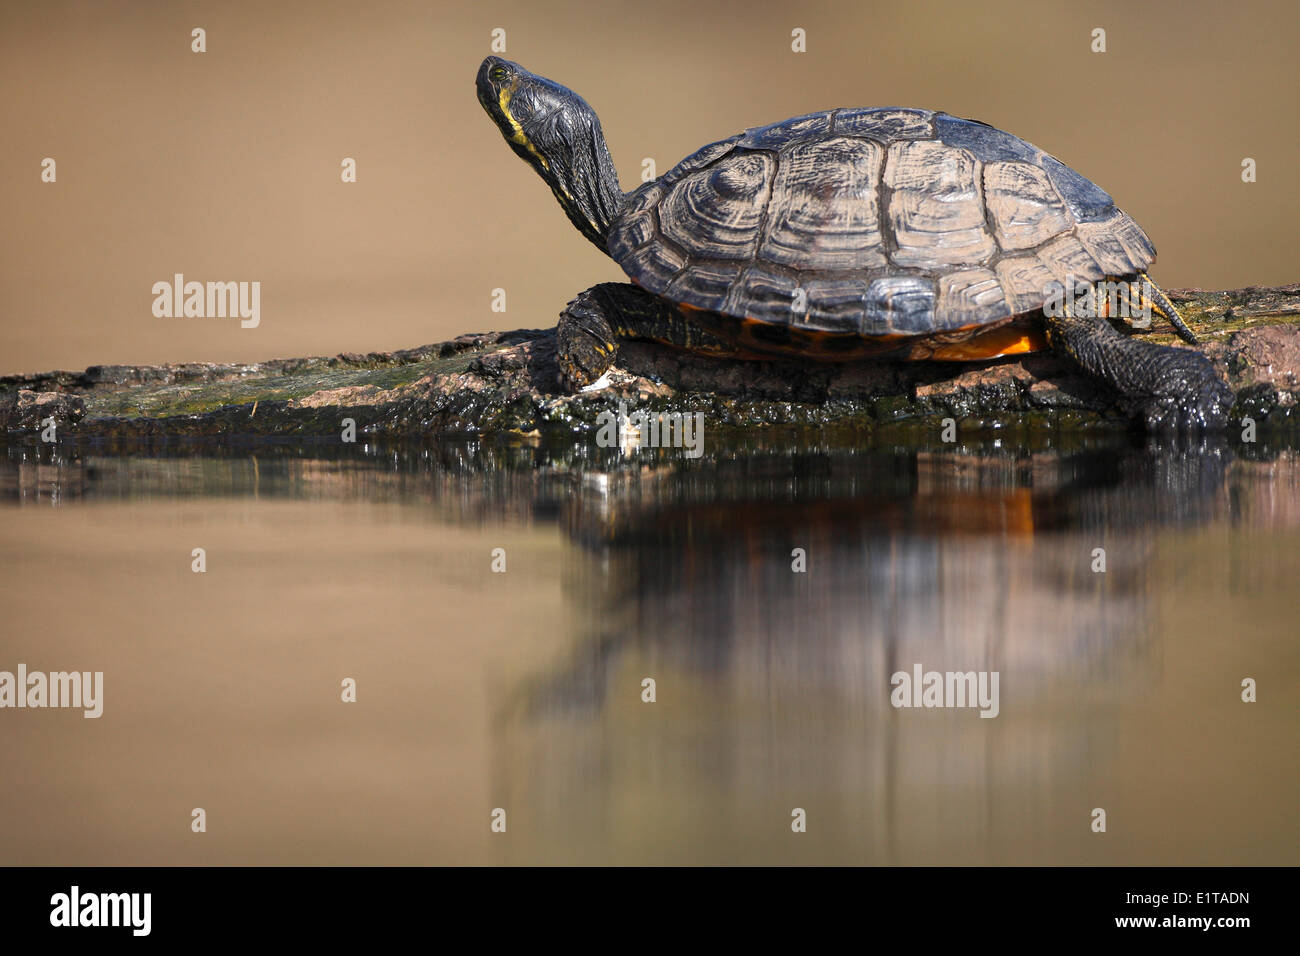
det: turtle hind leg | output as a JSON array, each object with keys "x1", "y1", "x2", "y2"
[
  {"x1": 556, "y1": 282, "x2": 745, "y2": 390},
  {"x1": 1043, "y1": 310, "x2": 1233, "y2": 431}
]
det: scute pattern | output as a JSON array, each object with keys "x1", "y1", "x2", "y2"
[
  {"x1": 995, "y1": 257, "x2": 1060, "y2": 314},
  {"x1": 666, "y1": 258, "x2": 744, "y2": 304},
  {"x1": 660, "y1": 152, "x2": 773, "y2": 260},
  {"x1": 937, "y1": 269, "x2": 1008, "y2": 327},
  {"x1": 1041, "y1": 155, "x2": 1116, "y2": 223},
  {"x1": 800, "y1": 277, "x2": 873, "y2": 331},
  {"x1": 738, "y1": 111, "x2": 834, "y2": 149},
  {"x1": 864, "y1": 277, "x2": 936, "y2": 334},
  {"x1": 983, "y1": 161, "x2": 1072, "y2": 252},
  {"x1": 607, "y1": 106, "x2": 1156, "y2": 335},
  {"x1": 933, "y1": 114, "x2": 1041, "y2": 164},
  {"x1": 621, "y1": 242, "x2": 687, "y2": 284},
  {"x1": 760, "y1": 137, "x2": 886, "y2": 271},
  {"x1": 1076, "y1": 216, "x2": 1152, "y2": 275},
  {"x1": 884, "y1": 140, "x2": 997, "y2": 269},
  {"x1": 1034, "y1": 234, "x2": 1103, "y2": 283},
  {"x1": 724, "y1": 266, "x2": 800, "y2": 322},
  {"x1": 1109, "y1": 213, "x2": 1158, "y2": 267},
  {"x1": 834, "y1": 108, "x2": 934, "y2": 141}
]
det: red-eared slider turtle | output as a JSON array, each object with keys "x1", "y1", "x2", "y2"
[{"x1": 476, "y1": 57, "x2": 1232, "y2": 430}]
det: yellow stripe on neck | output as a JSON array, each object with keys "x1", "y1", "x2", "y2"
[
  {"x1": 498, "y1": 88, "x2": 552, "y2": 175},
  {"x1": 498, "y1": 86, "x2": 600, "y2": 235}
]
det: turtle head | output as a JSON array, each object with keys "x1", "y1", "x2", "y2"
[{"x1": 476, "y1": 57, "x2": 623, "y2": 252}]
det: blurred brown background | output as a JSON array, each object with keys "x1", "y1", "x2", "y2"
[{"x1": 2, "y1": 0, "x2": 1296, "y2": 375}]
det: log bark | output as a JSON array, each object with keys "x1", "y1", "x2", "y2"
[{"x1": 3, "y1": 285, "x2": 1298, "y2": 440}]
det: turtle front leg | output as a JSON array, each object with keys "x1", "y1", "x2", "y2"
[
  {"x1": 556, "y1": 282, "x2": 742, "y2": 390},
  {"x1": 1042, "y1": 312, "x2": 1233, "y2": 431}
]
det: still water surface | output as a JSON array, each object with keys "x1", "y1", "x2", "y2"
[{"x1": 1, "y1": 434, "x2": 1296, "y2": 865}]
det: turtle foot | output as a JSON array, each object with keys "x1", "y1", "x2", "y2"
[
  {"x1": 1131, "y1": 349, "x2": 1234, "y2": 433},
  {"x1": 1044, "y1": 311, "x2": 1233, "y2": 433},
  {"x1": 556, "y1": 289, "x2": 619, "y2": 392}
]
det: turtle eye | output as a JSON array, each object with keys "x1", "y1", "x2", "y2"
[{"x1": 490, "y1": 65, "x2": 509, "y2": 81}]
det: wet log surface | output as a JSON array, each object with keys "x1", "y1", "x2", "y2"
[{"x1": 2, "y1": 284, "x2": 1298, "y2": 441}]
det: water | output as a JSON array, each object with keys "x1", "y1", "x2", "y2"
[{"x1": 1, "y1": 433, "x2": 1297, "y2": 865}]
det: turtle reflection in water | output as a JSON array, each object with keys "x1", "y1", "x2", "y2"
[
  {"x1": 476, "y1": 57, "x2": 1233, "y2": 431},
  {"x1": 513, "y1": 441, "x2": 1230, "y2": 717},
  {"x1": 492, "y1": 441, "x2": 1238, "y2": 862}
]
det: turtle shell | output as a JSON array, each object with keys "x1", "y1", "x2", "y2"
[{"x1": 607, "y1": 109, "x2": 1156, "y2": 335}]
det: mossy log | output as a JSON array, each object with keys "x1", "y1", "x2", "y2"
[{"x1": 3, "y1": 285, "x2": 1299, "y2": 442}]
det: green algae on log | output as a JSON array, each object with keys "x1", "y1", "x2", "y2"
[{"x1": 2, "y1": 285, "x2": 1299, "y2": 441}]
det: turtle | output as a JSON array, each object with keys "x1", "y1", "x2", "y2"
[{"x1": 475, "y1": 56, "x2": 1233, "y2": 430}]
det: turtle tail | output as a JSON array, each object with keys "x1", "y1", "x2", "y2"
[{"x1": 1139, "y1": 273, "x2": 1198, "y2": 345}]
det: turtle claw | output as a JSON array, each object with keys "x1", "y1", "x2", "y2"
[
  {"x1": 1134, "y1": 354, "x2": 1234, "y2": 433},
  {"x1": 1141, "y1": 393, "x2": 1229, "y2": 433},
  {"x1": 556, "y1": 337, "x2": 612, "y2": 392}
]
